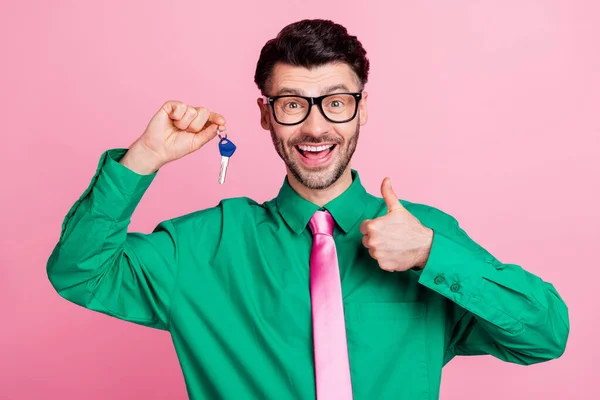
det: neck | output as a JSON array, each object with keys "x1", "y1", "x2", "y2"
[{"x1": 287, "y1": 166, "x2": 353, "y2": 207}]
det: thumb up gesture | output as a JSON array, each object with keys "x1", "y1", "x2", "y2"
[{"x1": 360, "y1": 178, "x2": 434, "y2": 272}]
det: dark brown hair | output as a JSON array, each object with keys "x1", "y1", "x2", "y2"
[{"x1": 254, "y1": 19, "x2": 370, "y2": 95}]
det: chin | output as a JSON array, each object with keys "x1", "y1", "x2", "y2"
[{"x1": 290, "y1": 159, "x2": 347, "y2": 191}]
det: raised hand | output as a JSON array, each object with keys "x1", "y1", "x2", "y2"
[
  {"x1": 120, "y1": 101, "x2": 226, "y2": 174},
  {"x1": 360, "y1": 178, "x2": 434, "y2": 272}
]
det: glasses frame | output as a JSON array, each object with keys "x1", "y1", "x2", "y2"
[{"x1": 263, "y1": 92, "x2": 363, "y2": 126}]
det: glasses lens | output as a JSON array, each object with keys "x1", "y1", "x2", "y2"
[
  {"x1": 273, "y1": 96, "x2": 310, "y2": 125},
  {"x1": 273, "y1": 94, "x2": 358, "y2": 124},
  {"x1": 321, "y1": 94, "x2": 357, "y2": 122}
]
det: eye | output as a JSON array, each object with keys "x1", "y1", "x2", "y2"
[
  {"x1": 284, "y1": 102, "x2": 301, "y2": 109},
  {"x1": 329, "y1": 100, "x2": 344, "y2": 108}
]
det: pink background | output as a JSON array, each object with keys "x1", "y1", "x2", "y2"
[{"x1": 1, "y1": 1, "x2": 599, "y2": 399}]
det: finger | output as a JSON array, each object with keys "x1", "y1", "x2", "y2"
[
  {"x1": 199, "y1": 111, "x2": 227, "y2": 132},
  {"x1": 360, "y1": 219, "x2": 372, "y2": 235},
  {"x1": 188, "y1": 108, "x2": 211, "y2": 132},
  {"x1": 361, "y1": 234, "x2": 370, "y2": 248},
  {"x1": 174, "y1": 106, "x2": 198, "y2": 131},
  {"x1": 162, "y1": 101, "x2": 187, "y2": 121},
  {"x1": 381, "y1": 177, "x2": 402, "y2": 213},
  {"x1": 368, "y1": 248, "x2": 378, "y2": 260},
  {"x1": 190, "y1": 123, "x2": 220, "y2": 151},
  {"x1": 208, "y1": 111, "x2": 226, "y2": 127}
]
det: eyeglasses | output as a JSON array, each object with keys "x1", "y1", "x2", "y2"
[{"x1": 263, "y1": 92, "x2": 363, "y2": 126}]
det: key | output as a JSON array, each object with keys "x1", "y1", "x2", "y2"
[
  {"x1": 218, "y1": 131, "x2": 236, "y2": 184},
  {"x1": 218, "y1": 138, "x2": 236, "y2": 184}
]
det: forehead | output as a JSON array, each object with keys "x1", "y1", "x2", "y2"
[{"x1": 269, "y1": 62, "x2": 360, "y2": 96}]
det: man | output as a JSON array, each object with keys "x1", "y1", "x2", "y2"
[{"x1": 47, "y1": 19, "x2": 569, "y2": 399}]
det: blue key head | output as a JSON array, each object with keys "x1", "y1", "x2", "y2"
[{"x1": 219, "y1": 138, "x2": 237, "y2": 157}]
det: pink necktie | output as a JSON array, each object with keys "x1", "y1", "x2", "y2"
[{"x1": 308, "y1": 210, "x2": 353, "y2": 400}]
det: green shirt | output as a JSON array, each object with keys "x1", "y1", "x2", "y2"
[{"x1": 47, "y1": 148, "x2": 569, "y2": 399}]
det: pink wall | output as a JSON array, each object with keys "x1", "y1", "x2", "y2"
[{"x1": 2, "y1": 1, "x2": 598, "y2": 398}]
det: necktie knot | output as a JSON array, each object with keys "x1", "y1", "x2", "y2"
[{"x1": 309, "y1": 210, "x2": 335, "y2": 237}]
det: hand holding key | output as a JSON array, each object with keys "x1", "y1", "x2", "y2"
[{"x1": 120, "y1": 101, "x2": 226, "y2": 175}]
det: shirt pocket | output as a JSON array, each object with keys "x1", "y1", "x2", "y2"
[{"x1": 345, "y1": 301, "x2": 430, "y2": 400}]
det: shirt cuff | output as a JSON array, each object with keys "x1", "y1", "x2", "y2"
[
  {"x1": 417, "y1": 229, "x2": 490, "y2": 305},
  {"x1": 89, "y1": 148, "x2": 158, "y2": 221}
]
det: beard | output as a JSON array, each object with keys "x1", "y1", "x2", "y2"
[{"x1": 270, "y1": 119, "x2": 360, "y2": 190}]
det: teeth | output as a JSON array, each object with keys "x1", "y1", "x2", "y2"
[{"x1": 298, "y1": 144, "x2": 334, "y2": 152}]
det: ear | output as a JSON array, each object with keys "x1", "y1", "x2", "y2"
[
  {"x1": 257, "y1": 98, "x2": 271, "y2": 131},
  {"x1": 358, "y1": 91, "x2": 368, "y2": 126}
]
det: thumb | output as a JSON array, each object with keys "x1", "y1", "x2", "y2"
[
  {"x1": 381, "y1": 177, "x2": 402, "y2": 213},
  {"x1": 190, "y1": 123, "x2": 220, "y2": 152}
]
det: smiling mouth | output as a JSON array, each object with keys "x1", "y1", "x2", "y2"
[{"x1": 295, "y1": 144, "x2": 337, "y2": 159}]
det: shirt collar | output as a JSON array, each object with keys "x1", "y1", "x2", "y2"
[{"x1": 276, "y1": 170, "x2": 371, "y2": 234}]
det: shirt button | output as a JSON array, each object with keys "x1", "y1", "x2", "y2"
[
  {"x1": 450, "y1": 283, "x2": 461, "y2": 292},
  {"x1": 434, "y1": 275, "x2": 445, "y2": 285}
]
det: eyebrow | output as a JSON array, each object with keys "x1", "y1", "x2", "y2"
[
  {"x1": 323, "y1": 84, "x2": 351, "y2": 94},
  {"x1": 275, "y1": 84, "x2": 352, "y2": 97},
  {"x1": 276, "y1": 87, "x2": 304, "y2": 96}
]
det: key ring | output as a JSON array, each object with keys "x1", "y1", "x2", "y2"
[{"x1": 217, "y1": 126, "x2": 227, "y2": 140}]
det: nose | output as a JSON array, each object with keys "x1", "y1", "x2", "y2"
[{"x1": 300, "y1": 104, "x2": 330, "y2": 137}]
